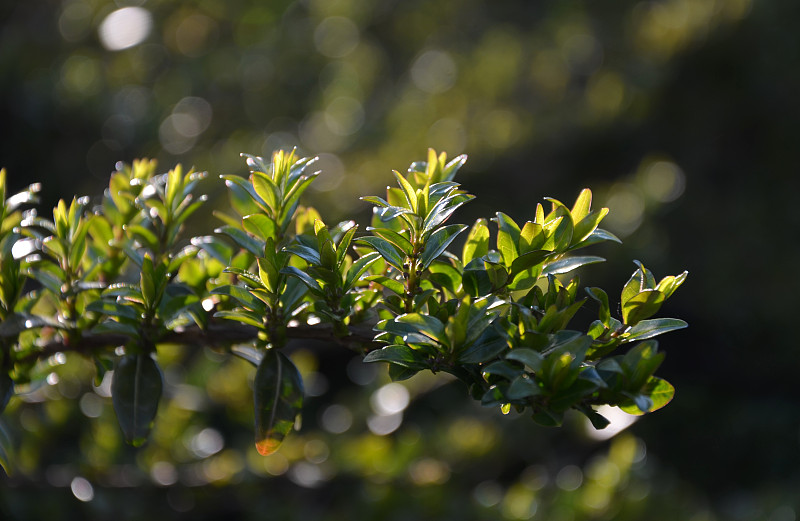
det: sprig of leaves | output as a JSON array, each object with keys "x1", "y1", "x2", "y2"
[{"x1": 0, "y1": 148, "x2": 689, "y2": 463}]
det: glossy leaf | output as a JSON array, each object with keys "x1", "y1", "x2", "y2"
[
  {"x1": 363, "y1": 344, "x2": 427, "y2": 368},
  {"x1": 619, "y1": 376, "x2": 675, "y2": 415},
  {"x1": 343, "y1": 252, "x2": 382, "y2": 291},
  {"x1": 622, "y1": 290, "x2": 665, "y2": 326},
  {"x1": 111, "y1": 354, "x2": 163, "y2": 447},
  {"x1": 462, "y1": 218, "x2": 489, "y2": 265},
  {"x1": 624, "y1": 318, "x2": 688, "y2": 342},
  {"x1": 356, "y1": 236, "x2": 405, "y2": 271},
  {"x1": 253, "y1": 350, "x2": 304, "y2": 456},
  {"x1": 505, "y1": 348, "x2": 544, "y2": 372},
  {"x1": 419, "y1": 223, "x2": 467, "y2": 269},
  {"x1": 543, "y1": 255, "x2": 604, "y2": 276}
]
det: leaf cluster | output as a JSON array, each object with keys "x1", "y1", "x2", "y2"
[{"x1": 0, "y1": 149, "x2": 687, "y2": 466}]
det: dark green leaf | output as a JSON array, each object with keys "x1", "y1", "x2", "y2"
[
  {"x1": 459, "y1": 326, "x2": 508, "y2": 363},
  {"x1": 356, "y1": 236, "x2": 405, "y2": 271},
  {"x1": 543, "y1": 256, "x2": 605, "y2": 276},
  {"x1": 367, "y1": 227, "x2": 413, "y2": 256},
  {"x1": 505, "y1": 348, "x2": 544, "y2": 372},
  {"x1": 624, "y1": 318, "x2": 688, "y2": 342},
  {"x1": 86, "y1": 300, "x2": 140, "y2": 321},
  {"x1": 253, "y1": 350, "x2": 304, "y2": 456},
  {"x1": 483, "y1": 360, "x2": 523, "y2": 380},
  {"x1": 112, "y1": 354, "x2": 163, "y2": 447},
  {"x1": 585, "y1": 287, "x2": 611, "y2": 326},
  {"x1": 343, "y1": 252, "x2": 382, "y2": 291},
  {"x1": 506, "y1": 375, "x2": 542, "y2": 399},
  {"x1": 363, "y1": 344, "x2": 427, "y2": 368},
  {"x1": 216, "y1": 225, "x2": 265, "y2": 257},
  {"x1": 280, "y1": 266, "x2": 323, "y2": 295},
  {"x1": 419, "y1": 224, "x2": 467, "y2": 269}
]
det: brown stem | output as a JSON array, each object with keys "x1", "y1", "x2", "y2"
[{"x1": 21, "y1": 321, "x2": 381, "y2": 365}]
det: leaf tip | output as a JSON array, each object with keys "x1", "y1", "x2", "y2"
[{"x1": 255, "y1": 437, "x2": 282, "y2": 456}]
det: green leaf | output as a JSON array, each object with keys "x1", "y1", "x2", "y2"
[
  {"x1": 214, "y1": 309, "x2": 264, "y2": 328},
  {"x1": 519, "y1": 221, "x2": 545, "y2": 254},
  {"x1": 111, "y1": 354, "x2": 163, "y2": 447},
  {"x1": 216, "y1": 225, "x2": 265, "y2": 257},
  {"x1": 280, "y1": 266, "x2": 323, "y2": 295},
  {"x1": 543, "y1": 255, "x2": 604, "y2": 276},
  {"x1": 278, "y1": 174, "x2": 319, "y2": 232},
  {"x1": 570, "y1": 189, "x2": 592, "y2": 223},
  {"x1": 459, "y1": 326, "x2": 508, "y2": 363},
  {"x1": 356, "y1": 236, "x2": 405, "y2": 271},
  {"x1": 92, "y1": 320, "x2": 140, "y2": 338},
  {"x1": 366, "y1": 275, "x2": 406, "y2": 296},
  {"x1": 622, "y1": 290, "x2": 665, "y2": 326},
  {"x1": 253, "y1": 350, "x2": 304, "y2": 456},
  {"x1": 0, "y1": 373, "x2": 13, "y2": 414},
  {"x1": 505, "y1": 348, "x2": 544, "y2": 372},
  {"x1": 363, "y1": 344, "x2": 427, "y2": 368},
  {"x1": 509, "y1": 250, "x2": 549, "y2": 278},
  {"x1": 191, "y1": 236, "x2": 234, "y2": 265},
  {"x1": 284, "y1": 243, "x2": 322, "y2": 266},
  {"x1": 531, "y1": 409, "x2": 563, "y2": 427},
  {"x1": 392, "y1": 170, "x2": 417, "y2": 212},
  {"x1": 222, "y1": 267, "x2": 263, "y2": 289},
  {"x1": 619, "y1": 376, "x2": 675, "y2": 415},
  {"x1": 572, "y1": 208, "x2": 609, "y2": 245},
  {"x1": 462, "y1": 218, "x2": 489, "y2": 265},
  {"x1": 86, "y1": 300, "x2": 140, "y2": 321},
  {"x1": 367, "y1": 227, "x2": 413, "y2": 257},
  {"x1": 656, "y1": 271, "x2": 689, "y2": 299},
  {"x1": 396, "y1": 313, "x2": 447, "y2": 345},
  {"x1": 251, "y1": 172, "x2": 280, "y2": 212},
  {"x1": 506, "y1": 375, "x2": 542, "y2": 399},
  {"x1": 624, "y1": 318, "x2": 688, "y2": 342},
  {"x1": 482, "y1": 360, "x2": 523, "y2": 381},
  {"x1": 580, "y1": 406, "x2": 611, "y2": 429},
  {"x1": 211, "y1": 285, "x2": 266, "y2": 313},
  {"x1": 335, "y1": 223, "x2": 357, "y2": 268},
  {"x1": 494, "y1": 212, "x2": 520, "y2": 267},
  {"x1": 243, "y1": 214, "x2": 278, "y2": 242},
  {"x1": 343, "y1": 252, "x2": 382, "y2": 292},
  {"x1": 586, "y1": 287, "x2": 611, "y2": 326},
  {"x1": 419, "y1": 224, "x2": 467, "y2": 269}
]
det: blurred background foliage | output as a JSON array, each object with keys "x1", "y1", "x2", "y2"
[{"x1": 1, "y1": 0, "x2": 799, "y2": 519}]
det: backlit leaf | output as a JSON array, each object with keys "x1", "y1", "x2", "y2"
[{"x1": 253, "y1": 350, "x2": 304, "y2": 456}]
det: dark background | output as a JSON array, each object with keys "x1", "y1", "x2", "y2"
[{"x1": 2, "y1": 0, "x2": 799, "y2": 519}]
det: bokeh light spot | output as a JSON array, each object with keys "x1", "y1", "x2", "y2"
[
  {"x1": 411, "y1": 50, "x2": 457, "y2": 94},
  {"x1": 314, "y1": 16, "x2": 360, "y2": 58},
  {"x1": 320, "y1": 404, "x2": 353, "y2": 434},
  {"x1": 371, "y1": 383, "x2": 410, "y2": 416},
  {"x1": 641, "y1": 159, "x2": 686, "y2": 202},
  {"x1": 98, "y1": 7, "x2": 152, "y2": 51},
  {"x1": 70, "y1": 476, "x2": 94, "y2": 502},
  {"x1": 604, "y1": 184, "x2": 645, "y2": 237},
  {"x1": 555, "y1": 464, "x2": 583, "y2": 491}
]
